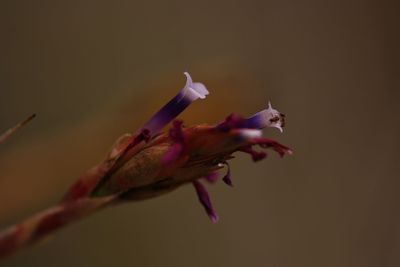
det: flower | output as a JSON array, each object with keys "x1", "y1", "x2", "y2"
[
  {"x1": 217, "y1": 102, "x2": 286, "y2": 132},
  {"x1": 138, "y1": 72, "x2": 209, "y2": 137}
]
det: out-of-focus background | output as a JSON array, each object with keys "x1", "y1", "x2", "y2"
[{"x1": 0, "y1": 0, "x2": 399, "y2": 266}]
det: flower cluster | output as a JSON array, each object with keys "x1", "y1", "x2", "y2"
[
  {"x1": 0, "y1": 72, "x2": 291, "y2": 260},
  {"x1": 66, "y1": 72, "x2": 291, "y2": 222}
]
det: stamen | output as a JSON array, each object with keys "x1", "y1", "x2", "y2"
[{"x1": 139, "y1": 72, "x2": 209, "y2": 137}]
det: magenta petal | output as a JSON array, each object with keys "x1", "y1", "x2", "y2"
[
  {"x1": 139, "y1": 73, "x2": 209, "y2": 137},
  {"x1": 240, "y1": 146, "x2": 267, "y2": 162},
  {"x1": 252, "y1": 138, "x2": 293, "y2": 157},
  {"x1": 222, "y1": 162, "x2": 233, "y2": 187},
  {"x1": 192, "y1": 181, "x2": 219, "y2": 223},
  {"x1": 204, "y1": 172, "x2": 219, "y2": 184}
]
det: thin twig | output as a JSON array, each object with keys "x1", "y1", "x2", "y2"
[{"x1": 0, "y1": 114, "x2": 36, "y2": 145}]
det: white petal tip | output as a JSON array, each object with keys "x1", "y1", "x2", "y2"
[{"x1": 183, "y1": 72, "x2": 209, "y2": 100}]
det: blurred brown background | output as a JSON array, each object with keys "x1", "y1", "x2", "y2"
[{"x1": 0, "y1": 0, "x2": 399, "y2": 266}]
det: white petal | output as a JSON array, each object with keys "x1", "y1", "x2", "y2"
[{"x1": 183, "y1": 72, "x2": 209, "y2": 99}]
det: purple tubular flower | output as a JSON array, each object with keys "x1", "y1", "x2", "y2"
[
  {"x1": 192, "y1": 180, "x2": 219, "y2": 223},
  {"x1": 242, "y1": 102, "x2": 286, "y2": 132},
  {"x1": 139, "y1": 72, "x2": 209, "y2": 137}
]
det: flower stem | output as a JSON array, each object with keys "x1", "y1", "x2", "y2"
[{"x1": 0, "y1": 196, "x2": 115, "y2": 260}]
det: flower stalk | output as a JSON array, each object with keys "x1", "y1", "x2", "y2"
[{"x1": 0, "y1": 73, "x2": 291, "y2": 260}]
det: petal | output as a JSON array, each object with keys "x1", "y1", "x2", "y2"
[
  {"x1": 242, "y1": 102, "x2": 285, "y2": 132},
  {"x1": 250, "y1": 137, "x2": 293, "y2": 157},
  {"x1": 184, "y1": 72, "x2": 209, "y2": 99},
  {"x1": 140, "y1": 73, "x2": 209, "y2": 136},
  {"x1": 240, "y1": 146, "x2": 267, "y2": 162},
  {"x1": 222, "y1": 162, "x2": 233, "y2": 187},
  {"x1": 192, "y1": 181, "x2": 219, "y2": 223},
  {"x1": 192, "y1": 83, "x2": 209, "y2": 99},
  {"x1": 203, "y1": 171, "x2": 219, "y2": 184}
]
